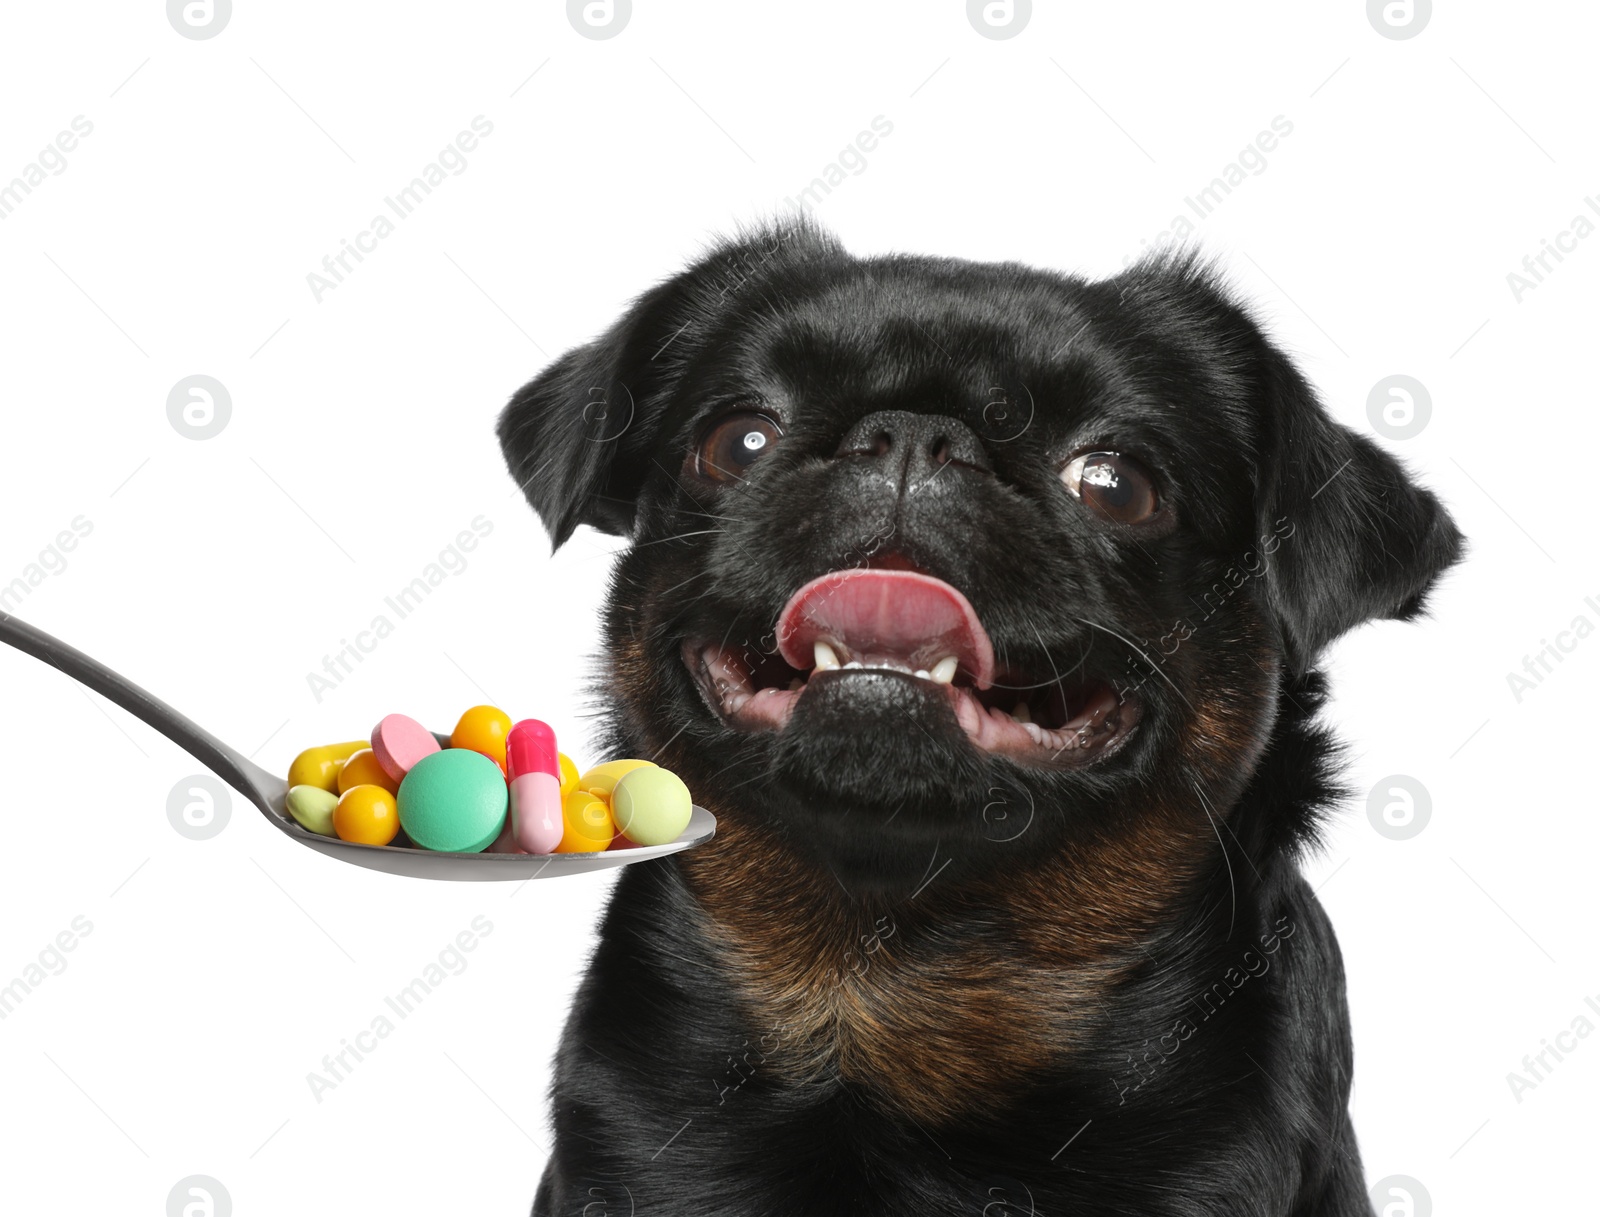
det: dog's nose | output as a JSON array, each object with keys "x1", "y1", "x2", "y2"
[{"x1": 834, "y1": 410, "x2": 993, "y2": 479}]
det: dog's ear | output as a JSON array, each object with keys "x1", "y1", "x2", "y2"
[
  {"x1": 495, "y1": 276, "x2": 685, "y2": 549},
  {"x1": 1253, "y1": 344, "x2": 1464, "y2": 674},
  {"x1": 498, "y1": 219, "x2": 844, "y2": 549}
]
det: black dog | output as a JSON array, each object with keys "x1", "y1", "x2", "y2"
[{"x1": 498, "y1": 221, "x2": 1462, "y2": 1216}]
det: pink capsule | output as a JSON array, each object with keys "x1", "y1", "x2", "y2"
[{"x1": 506, "y1": 719, "x2": 563, "y2": 854}]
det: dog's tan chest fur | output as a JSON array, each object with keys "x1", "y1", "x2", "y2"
[{"x1": 678, "y1": 814, "x2": 1203, "y2": 1126}]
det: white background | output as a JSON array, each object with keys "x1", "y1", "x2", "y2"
[{"x1": 0, "y1": 2, "x2": 1593, "y2": 1213}]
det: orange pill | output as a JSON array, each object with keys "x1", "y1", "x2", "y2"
[
  {"x1": 333, "y1": 785, "x2": 399, "y2": 846},
  {"x1": 337, "y1": 748, "x2": 400, "y2": 795},
  {"x1": 450, "y1": 705, "x2": 514, "y2": 772},
  {"x1": 554, "y1": 788, "x2": 616, "y2": 853}
]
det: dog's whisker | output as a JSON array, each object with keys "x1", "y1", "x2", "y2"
[
  {"x1": 1192, "y1": 776, "x2": 1263, "y2": 883},
  {"x1": 1074, "y1": 617, "x2": 1195, "y2": 712},
  {"x1": 1192, "y1": 777, "x2": 1237, "y2": 940},
  {"x1": 649, "y1": 454, "x2": 776, "y2": 577},
  {"x1": 632, "y1": 528, "x2": 725, "y2": 548},
  {"x1": 656, "y1": 568, "x2": 717, "y2": 598}
]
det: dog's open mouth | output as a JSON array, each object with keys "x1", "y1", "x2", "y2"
[{"x1": 683, "y1": 569, "x2": 1139, "y2": 765}]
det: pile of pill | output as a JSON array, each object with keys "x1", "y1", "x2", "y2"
[{"x1": 282, "y1": 706, "x2": 692, "y2": 855}]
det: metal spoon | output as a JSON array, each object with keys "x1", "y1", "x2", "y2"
[{"x1": 0, "y1": 611, "x2": 715, "y2": 881}]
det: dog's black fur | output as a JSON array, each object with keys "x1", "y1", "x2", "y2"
[{"x1": 499, "y1": 221, "x2": 1462, "y2": 1216}]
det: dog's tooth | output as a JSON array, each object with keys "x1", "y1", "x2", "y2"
[
  {"x1": 914, "y1": 669, "x2": 931, "y2": 680},
  {"x1": 788, "y1": 677, "x2": 804, "y2": 692},
  {"x1": 1021, "y1": 721, "x2": 1045, "y2": 745},
  {"x1": 843, "y1": 660, "x2": 863, "y2": 669},
  {"x1": 1012, "y1": 702, "x2": 1032, "y2": 724},
  {"x1": 813, "y1": 641, "x2": 841, "y2": 671},
  {"x1": 930, "y1": 656, "x2": 959, "y2": 684}
]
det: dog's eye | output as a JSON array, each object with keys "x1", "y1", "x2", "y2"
[
  {"x1": 1061, "y1": 451, "x2": 1161, "y2": 524},
  {"x1": 691, "y1": 411, "x2": 782, "y2": 484}
]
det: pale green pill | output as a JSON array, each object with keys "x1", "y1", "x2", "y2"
[
  {"x1": 286, "y1": 784, "x2": 339, "y2": 836},
  {"x1": 611, "y1": 767, "x2": 692, "y2": 846},
  {"x1": 398, "y1": 748, "x2": 508, "y2": 853}
]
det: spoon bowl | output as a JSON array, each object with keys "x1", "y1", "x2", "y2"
[{"x1": 0, "y1": 611, "x2": 714, "y2": 881}]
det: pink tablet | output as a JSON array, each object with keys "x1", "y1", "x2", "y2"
[{"x1": 370, "y1": 713, "x2": 441, "y2": 782}]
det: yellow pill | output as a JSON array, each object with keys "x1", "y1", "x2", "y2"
[
  {"x1": 554, "y1": 788, "x2": 616, "y2": 853},
  {"x1": 559, "y1": 752, "x2": 580, "y2": 798},
  {"x1": 611, "y1": 767, "x2": 692, "y2": 847},
  {"x1": 338, "y1": 747, "x2": 400, "y2": 796},
  {"x1": 287, "y1": 740, "x2": 369, "y2": 794},
  {"x1": 333, "y1": 784, "x2": 400, "y2": 846},
  {"x1": 579, "y1": 759, "x2": 655, "y2": 800}
]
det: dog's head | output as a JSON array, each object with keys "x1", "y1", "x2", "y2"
[{"x1": 499, "y1": 222, "x2": 1461, "y2": 890}]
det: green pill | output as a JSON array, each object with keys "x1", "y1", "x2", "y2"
[
  {"x1": 398, "y1": 748, "x2": 508, "y2": 853},
  {"x1": 611, "y1": 767, "x2": 693, "y2": 847},
  {"x1": 286, "y1": 784, "x2": 339, "y2": 837}
]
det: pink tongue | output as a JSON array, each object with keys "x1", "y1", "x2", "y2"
[{"x1": 775, "y1": 569, "x2": 995, "y2": 689}]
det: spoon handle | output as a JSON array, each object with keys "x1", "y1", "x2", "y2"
[{"x1": 0, "y1": 611, "x2": 282, "y2": 815}]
